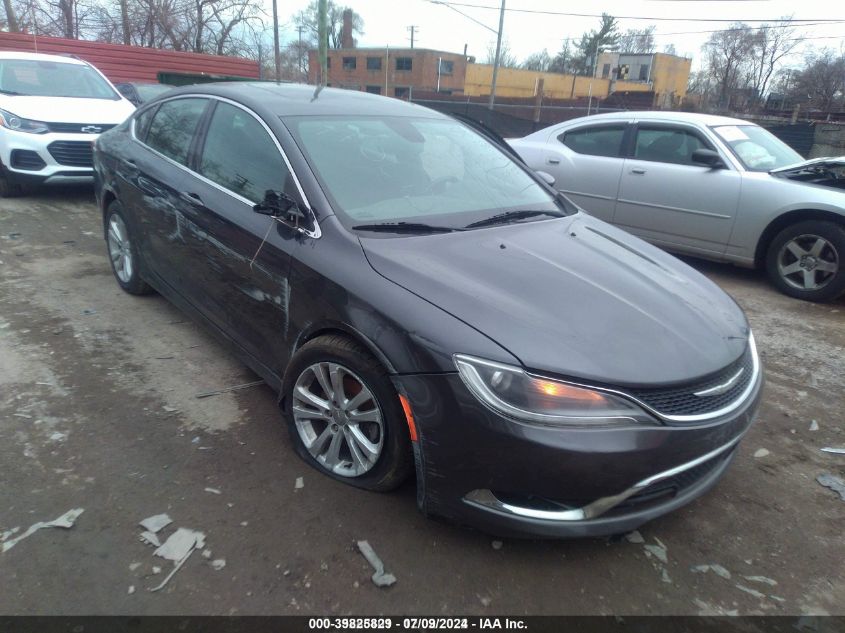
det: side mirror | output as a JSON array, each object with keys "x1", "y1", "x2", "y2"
[
  {"x1": 535, "y1": 170, "x2": 556, "y2": 187},
  {"x1": 691, "y1": 148, "x2": 725, "y2": 168},
  {"x1": 254, "y1": 190, "x2": 310, "y2": 229}
]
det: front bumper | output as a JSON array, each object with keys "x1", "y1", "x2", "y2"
[
  {"x1": 0, "y1": 128, "x2": 97, "y2": 184},
  {"x1": 394, "y1": 368, "x2": 762, "y2": 539}
]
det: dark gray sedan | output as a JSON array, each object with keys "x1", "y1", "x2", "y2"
[{"x1": 93, "y1": 84, "x2": 762, "y2": 537}]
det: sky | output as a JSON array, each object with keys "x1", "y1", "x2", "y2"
[{"x1": 271, "y1": 0, "x2": 845, "y2": 71}]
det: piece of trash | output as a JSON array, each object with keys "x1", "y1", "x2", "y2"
[
  {"x1": 195, "y1": 380, "x2": 264, "y2": 399},
  {"x1": 479, "y1": 595, "x2": 491, "y2": 607},
  {"x1": 49, "y1": 432, "x2": 66, "y2": 442},
  {"x1": 152, "y1": 566, "x2": 162, "y2": 574},
  {"x1": 770, "y1": 595, "x2": 786, "y2": 603},
  {"x1": 295, "y1": 477, "x2": 304, "y2": 490},
  {"x1": 211, "y1": 559, "x2": 226, "y2": 571},
  {"x1": 735, "y1": 583, "x2": 766, "y2": 599},
  {"x1": 139, "y1": 531, "x2": 161, "y2": 547},
  {"x1": 753, "y1": 448, "x2": 770, "y2": 458},
  {"x1": 202, "y1": 549, "x2": 212, "y2": 559},
  {"x1": 625, "y1": 530, "x2": 644, "y2": 544},
  {"x1": 240, "y1": 521, "x2": 248, "y2": 527},
  {"x1": 743, "y1": 575, "x2": 777, "y2": 586},
  {"x1": 820, "y1": 447, "x2": 845, "y2": 455},
  {"x1": 2, "y1": 508, "x2": 84, "y2": 553},
  {"x1": 162, "y1": 405, "x2": 178, "y2": 413},
  {"x1": 661, "y1": 568, "x2": 672, "y2": 584},
  {"x1": 816, "y1": 473, "x2": 845, "y2": 500},
  {"x1": 139, "y1": 514, "x2": 172, "y2": 533},
  {"x1": 204, "y1": 487, "x2": 221, "y2": 495},
  {"x1": 320, "y1": 562, "x2": 329, "y2": 571},
  {"x1": 691, "y1": 564, "x2": 730, "y2": 579},
  {"x1": 356, "y1": 540, "x2": 396, "y2": 588},
  {"x1": 129, "y1": 562, "x2": 141, "y2": 572},
  {"x1": 191, "y1": 437, "x2": 200, "y2": 444},
  {"x1": 149, "y1": 547, "x2": 194, "y2": 593},
  {"x1": 809, "y1": 420, "x2": 819, "y2": 431},
  {"x1": 154, "y1": 528, "x2": 205, "y2": 562},
  {"x1": 127, "y1": 585, "x2": 135, "y2": 595},
  {"x1": 644, "y1": 543, "x2": 667, "y2": 564},
  {"x1": 491, "y1": 540, "x2": 503, "y2": 550},
  {"x1": 1, "y1": 527, "x2": 20, "y2": 542}
]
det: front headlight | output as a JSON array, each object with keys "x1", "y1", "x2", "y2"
[
  {"x1": 0, "y1": 108, "x2": 48, "y2": 134},
  {"x1": 454, "y1": 354, "x2": 655, "y2": 427}
]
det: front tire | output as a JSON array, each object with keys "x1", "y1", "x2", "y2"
[
  {"x1": 105, "y1": 201, "x2": 153, "y2": 295},
  {"x1": 282, "y1": 335, "x2": 412, "y2": 492},
  {"x1": 765, "y1": 220, "x2": 845, "y2": 302},
  {"x1": 0, "y1": 167, "x2": 24, "y2": 198}
]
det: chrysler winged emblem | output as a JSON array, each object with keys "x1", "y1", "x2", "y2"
[{"x1": 693, "y1": 368, "x2": 745, "y2": 397}]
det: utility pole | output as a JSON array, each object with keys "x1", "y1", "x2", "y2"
[
  {"x1": 318, "y1": 0, "x2": 328, "y2": 86},
  {"x1": 272, "y1": 0, "x2": 280, "y2": 81},
  {"x1": 407, "y1": 25, "x2": 418, "y2": 49},
  {"x1": 488, "y1": 0, "x2": 506, "y2": 110},
  {"x1": 586, "y1": 39, "x2": 600, "y2": 115},
  {"x1": 297, "y1": 26, "x2": 305, "y2": 80}
]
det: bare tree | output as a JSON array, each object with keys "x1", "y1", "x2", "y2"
[
  {"x1": 294, "y1": 0, "x2": 362, "y2": 48},
  {"x1": 702, "y1": 23, "x2": 756, "y2": 108},
  {"x1": 3, "y1": 0, "x2": 20, "y2": 31},
  {"x1": 548, "y1": 39, "x2": 574, "y2": 74},
  {"x1": 483, "y1": 40, "x2": 516, "y2": 68},
  {"x1": 790, "y1": 48, "x2": 845, "y2": 111},
  {"x1": 521, "y1": 49, "x2": 551, "y2": 72},
  {"x1": 617, "y1": 26, "x2": 655, "y2": 54},
  {"x1": 663, "y1": 43, "x2": 677, "y2": 56},
  {"x1": 748, "y1": 18, "x2": 803, "y2": 103}
]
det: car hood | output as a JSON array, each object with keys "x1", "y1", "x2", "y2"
[
  {"x1": 770, "y1": 156, "x2": 845, "y2": 174},
  {"x1": 0, "y1": 95, "x2": 135, "y2": 124},
  {"x1": 360, "y1": 214, "x2": 749, "y2": 387}
]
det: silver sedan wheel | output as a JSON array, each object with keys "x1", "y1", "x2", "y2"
[
  {"x1": 292, "y1": 362, "x2": 384, "y2": 478},
  {"x1": 777, "y1": 234, "x2": 839, "y2": 291},
  {"x1": 107, "y1": 214, "x2": 133, "y2": 284}
]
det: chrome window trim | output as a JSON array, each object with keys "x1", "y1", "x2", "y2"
[
  {"x1": 464, "y1": 431, "x2": 744, "y2": 522},
  {"x1": 130, "y1": 93, "x2": 320, "y2": 239}
]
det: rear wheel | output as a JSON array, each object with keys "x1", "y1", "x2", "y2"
[
  {"x1": 283, "y1": 335, "x2": 412, "y2": 492},
  {"x1": 105, "y1": 201, "x2": 153, "y2": 295},
  {"x1": 765, "y1": 220, "x2": 845, "y2": 302}
]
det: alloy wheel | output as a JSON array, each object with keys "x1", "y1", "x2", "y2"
[
  {"x1": 107, "y1": 214, "x2": 134, "y2": 284},
  {"x1": 777, "y1": 234, "x2": 839, "y2": 291},
  {"x1": 292, "y1": 362, "x2": 384, "y2": 477}
]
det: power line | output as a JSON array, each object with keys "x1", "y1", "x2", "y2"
[{"x1": 424, "y1": 0, "x2": 845, "y2": 23}]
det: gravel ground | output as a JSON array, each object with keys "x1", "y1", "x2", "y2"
[{"x1": 0, "y1": 187, "x2": 843, "y2": 616}]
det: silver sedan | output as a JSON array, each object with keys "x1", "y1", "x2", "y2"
[{"x1": 509, "y1": 111, "x2": 845, "y2": 302}]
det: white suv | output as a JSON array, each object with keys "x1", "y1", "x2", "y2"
[{"x1": 0, "y1": 51, "x2": 135, "y2": 197}]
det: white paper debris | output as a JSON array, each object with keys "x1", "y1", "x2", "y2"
[
  {"x1": 140, "y1": 531, "x2": 161, "y2": 547},
  {"x1": 809, "y1": 420, "x2": 819, "y2": 431},
  {"x1": 211, "y1": 559, "x2": 226, "y2": 570},
  {"x1": 356, "y1": 540, "x2": 396, "y2": 587},
  {"x1": 2, "y1": 508, "x2": 84, "y2": 554},
  {"x1": 152, "y1": 566, "x2": 162, "y2": 575},
  {"x1": 691, "y1": 564, "x2": 731, "y2": 579},
  {"x1": 139, "y1": 514, "x2": 172, "y2": 533},
  {"x1": 1, "y1": 527, "x2": 20, "y2": 542},
  {"x1": 644, "y1": 544, "x2": 668, "y2": 564},
  {"x1": 816, "y1": 473, "x2": 845, "y2": 500},
  {"x1": 202, "y1": 549, "x2": 212, "y2": 559},
  {"x1": 295, "y1": 477, "x2": 304, "y2": 490},
  {"x1": 735, "y1": 583, "x2": 767, "y2": 599},
  {"x1": 743, "y1": 575, "x2": 777, "y2": 586},
  {"x1": 128, "y1": 585, "x2": 135, "y2": 595},
  {"x1": 204, "y1": 488, "x2": 221, "y2": 495},
  {"x1": 820, "y1": 447, "x2": 845, "y2": 455},
  {"x1": 753, "y1": 448, "x2": 770, "y2": 458},
  {"x1": 154, "y1": 528, "x2": 205, "y2": 562},
  {"x1": 129, "y1": 562, "x2": 141, "y2": 572},
  {"x1": 624, "y1": 530, "x2": 644, "y2": 544}
]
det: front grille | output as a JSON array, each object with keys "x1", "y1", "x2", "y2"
[
  {"x1": 47, "y1": 141, "x2": 93, "y2": 167},
  {"x1": 46, "y1": 122, "x2": 116, "y2": 134},
  {"x1": 626, "y1": 345, "x2": 754, "y2": 419},
  {"x1": 10, "y1": 149, "x2": 46, "y2": 170}
]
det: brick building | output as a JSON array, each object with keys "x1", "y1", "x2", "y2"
[{"x1": 307, "y1": 47, "x2": 470, "y2": 97}]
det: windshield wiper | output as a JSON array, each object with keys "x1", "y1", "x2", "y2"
[
  {"x1": 0, "y1": 89, "x2": 25, "y2": 96},
  {"x1": 464, "y1": 209, "x2": 564, "y2": 229},
  {"x1": 352, "y1": 222, "x2": 461, "y2": 234}
]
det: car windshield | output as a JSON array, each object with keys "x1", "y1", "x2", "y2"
[
  {"x1": 0, "y1": 59, "x2": 118, "y2": 100},
  {"x1": 712, "y1": 125, "x2": 803, "y2": 172},
  {"x1": 286, "y1": 115, "x2": 562, "y2": 230}
]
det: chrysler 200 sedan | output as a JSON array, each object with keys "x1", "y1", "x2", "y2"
[
  {"x1": 93, "y1": 84, "x2": 762, "y2": 538},
  {"x1": 509, "y1": 112, "x2": 845, "y2": 303}
]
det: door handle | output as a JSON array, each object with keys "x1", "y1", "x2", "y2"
[
  {"x1": 137, "y1": 175, "x2": 160, "y2": 196},
  {"x1": 179, "y1": 191, "x2": 204, "y2": 206},
  {"x1": 631, "y1": 168, "x2": 646, "y2": 175},
  {"x1": 547, "y1": 157, "x2": 561, "y2": 164}
]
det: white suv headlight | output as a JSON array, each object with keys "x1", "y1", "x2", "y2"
[
  {"x1": 0, "y1": 108, "x2": 48, "y2": 134},
  {"x1": 454, "y1": 354, "x2": 655, "y2": 427}
]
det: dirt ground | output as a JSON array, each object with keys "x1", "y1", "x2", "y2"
[{"x1": 1, "y1": 186, "x2": 843, "y2": 616}]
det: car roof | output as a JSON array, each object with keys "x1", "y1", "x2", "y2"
[
  {"x1": 158, "y1": 82, "x2": 449, "y2": 118},
  {"x1": 0, "y1": 51, "x2": 89, "y2": 65},
  {"x1": 526, "y1": 110, "x2": 754, "y2": 138}
]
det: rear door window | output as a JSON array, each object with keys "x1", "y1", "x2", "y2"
[
  {"x1": 558, "y1": 125, "x2": 626, "y2": 158},
  {"x1": 144, "y1": 98, "x2": 208, "y2": 166},
  {"x1": 198, "y1": 101, "x2": 290, "y2": 204}
]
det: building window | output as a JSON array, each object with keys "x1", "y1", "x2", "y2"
[
  {"x1": 343, "y1": 56, "x2": 356, "y2": 70},
  {"x1": 437, "y1": 89, "x2": 453, "y2": 95},
  {"x1": 601, "y1": 63, "x2": 610, "y2": 79},
  {"x1": 366, "y1": 85, "x2": 381, "y2": 94},
  {"x1": 439, "y1": 60, "x2": 454, "y2": 75},
  {"x1": 639, "y1": 64, "x2": 649, "y2": 81},
  {"x1": 395, "y1": 57, "x2": 412, "y2": 71},
  {"x1": 366, "y1": 57, "x2": 382, "y2": 70},
  {"x1": 394, "y1": 86, "x2": 410, "y2": 98},
  {"x1": 326, "y1": 57, "x2": 331, "y2": 68}
]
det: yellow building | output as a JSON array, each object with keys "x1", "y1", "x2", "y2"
[{"x1": 595, "y1": 52, "x2": 692, "y2": 107}]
